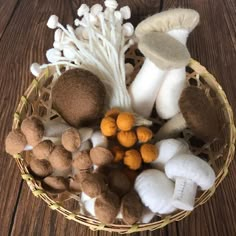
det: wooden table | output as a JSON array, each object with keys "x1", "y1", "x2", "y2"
[{"x1": 0, "y1": 0, "x2": 235, "y2": 235}]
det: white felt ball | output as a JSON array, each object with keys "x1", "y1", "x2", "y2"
[
  {"x1": 120, "y1": 6, "x2": 131, "y2": 20},
  {"x1": 46, "y1": 48, "x2": 62, "y2": 63},
  {"x1": 123, "y1": 23, "x2": 134, "y2": 37},
  {"x1": 77, "y1": 4, "x2": 89, "y2": 17},
  {"x1": 135, "y1": 169, "x2": 176, "y2": 214},
  {"x1": 47, "y1": 15, "x2": 59, "y2": 29}
]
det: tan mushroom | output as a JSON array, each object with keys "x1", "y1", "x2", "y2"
[
  {"x1": 72, "y1": 150, "x2": 93, "y2": 170},
  {"x1": 32, "y1": 140, "x2": 55, "y2": 159},
  {"x1": 29, "y1": 159, "x2": 53, "y2": 178},
  {"x1": 42, "y1": 176, "x2": 69, "y2": 194},
  {"x1": 89, "y1": 146, "x2": 114, "y2": 166}
]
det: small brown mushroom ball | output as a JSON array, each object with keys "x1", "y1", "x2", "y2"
[
  {"x1": 33, "y1": 140, "x2": 55, "y2": 159},
  {"x1": 29, "y1": 159, "x2": 53, "y2": 178},
  {"x1": 61, "y1": 128, "x2": 81, "y2": 152},
  {"x1": 95, "y1": 191, "x2": 120, "y2": 224},
  {"x1": 72, "y1": 150, "x2": 93, "y2": 170},
  {"x1": 5, "y1": 129, "x2": 27, "y2": 155},
  {"x1": 21, "y1": 116, "x2": 44, "y2": 146},
  {"x1": 42, "y1": 176, "x2": 69, "y2": 194},
  {"x1": 90, "y1": 147, "x2": 114, "y2": 166}
]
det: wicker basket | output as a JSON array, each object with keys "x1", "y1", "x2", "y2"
[{"x1": 11, "y1": 46, "x2": 236, "y2": 233}]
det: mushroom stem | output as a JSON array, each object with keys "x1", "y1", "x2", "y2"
[
  {"x1": 43, "y1": 120, "x2": 70, "y2": 137},
  {"x1": 155, "y1": 113, "x2": 187, "y2": 141},
  {"x1": 129, "y1": 58, "x2": 166, "y2": 117},
  {"x1": 172, "y1": 177, "x2": 197, "y2": 211}
]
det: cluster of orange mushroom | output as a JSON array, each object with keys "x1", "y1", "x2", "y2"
[{"x1": 100, "y1": 108, "x2": 158, "y2": 170}]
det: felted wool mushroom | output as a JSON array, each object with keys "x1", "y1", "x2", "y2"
[
  {"x1": 136, "y1": 126, "x2": 153, "y2": 143},
  {"x1": 32, "y1": 140, "x2": 55, "y2": 159},
  {"x1": 117, "y1": 130, "x2": 137, "y2": 148},
  {"x1": 155, "y1": 86, "x2": 220, "y2": 142},
  {"x1": 72, "y1": 150, "x2": 93, "y2": 170},
  {"x1": 52, "y1": 68, "x2": 106, "y2": 127},
  {"x1": 123, "y1": 149, "x2": 142, "y2": 170},
  {"x1": 42, "y1": 176, "x2": 69, "y2": 194},
  {"x1": 151, "y1": 138, "x2": 190, "y2": 170},
  {"x1": 90, "y1": 147, "x2": 114, "y2": 166},
  {"x1": 165, "y1": 153, "x2": 216, "y2": 211},
  {"x1": 134, "y1": 169, "x2": 176, "y2": 214},
  {"x1": 135, "y1": 8, "x2": 200, "y2": 119},
  {"x1": 120, "y1": 190, "x2": 144, "y2": 225},
  {"x1": 140, "y1": 143, "x2": 157, "y2": 163},
  {"x1": 100, "y1": 116, "x2": 118, "y2": 137},
  {"x1": 61, "y1": 127, "x2": 93, "y2": 152},
  {"x1": 29, "y1": 159, "x2": 53, "y2": 178},
  {"x1": 129, "y1": 31, "x2": 190, "y2": 117}
]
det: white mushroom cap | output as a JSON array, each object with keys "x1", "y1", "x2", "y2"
[
  {"x1": 134, "y1": 169, "x2": 176, "y2": 214},
  {"x1": 165, "y1": 154, "x2": 216, "y2": 190},
  {"x1": 135, "y1": 8, "x2": 200, "y2": 38},
  {"x1": 138, "y1": 32, "x2": 190, "y2": 70},
  {"x1": 151, "y1": 138, "x2": 190, "y2": 170}
]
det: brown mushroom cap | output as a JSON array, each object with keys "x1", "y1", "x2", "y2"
[
  {"x1": 42, "y1": 176, "x2": 69, "y2": 194},
  {"x1": 95, "y1": 191, "x2": 120, "y2": 224},
  {"x1": 80, "y1": 173, "x2": 107, "y2": 198},
  {"x1": 135, "y1": 8, "x2": 200, "y2": 38},
  {"x1": 21, "y1": 116, "x2": 44, "y2": 146},
  {"x1": 179, "y1": 86, "x2": 220, "y2": 142},
  {"x1": 90, "y1": 147, "x2": 114, "y2": 166},
  {"x1": 108, "y1": 170, "x2": 131, "y2": 197},
  {"x1": 69, "y1": 176, "x2": 81, "y2": 193},
  {"x1": 61, "y1": 128, "x2": 81, "y2": 152},
  {"x1": 138, "y1": 32, "x2": 190, "y2": 70},
  {"x1": 5, "y1": 129, "x2": 27, "y2": 155},
  {"x1": 72, "y1": 150, "x2": 93, "y2": 170},
  {"x1": 29, "y1": 159, "x2": 53, "y2": 178},
  {"x1": 52, "y1": 69, "x2": 106, "y2": 127},
  {"x1": 48, "y1": 145, "x2": 72, "y2": 171},
  {"x1": 33, "y1": 140, "x2": 55, "y2": 159},
  {"x1": 121, "y1": 190, "x2": 144, "y2": 225}
]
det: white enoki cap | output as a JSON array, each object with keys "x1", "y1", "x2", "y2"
[
  {"x1": 90, "y1": 4, "x2": 103, "y2": 16},
  {"x1": 46, "y1": 48, "x2": 62, "y2": 63},
  {"x1": 120, "y1": 6, "x2": 131, "y2": 20},
  {"x1": 47, "y1": 15, "x2": 59, "y2": 29},
  {"x1": 77, "y1": 4, "x2": 89, "y2": 17},
  {"x1": 30, "y1": 63, "x2": 42, "y2": 77},
  {"x1": 123, "y1": 23, "x2": 134, "y2": 37}
]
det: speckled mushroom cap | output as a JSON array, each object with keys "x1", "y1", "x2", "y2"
[
  {"x1": 135, "y1": 8, "x2": 200, "y2": 38},
  {"x1": 42, "y1": 176, "x2": 69, "y2": 194},
  {"x1": 21, "y1": 116, "x2": 45, "y2": 146},
  {"x1": 121, "y1": 190, "x2": 144, "y2": 225},
  {"x1": 138, "y1": 32, "x2": 190, "y2": 70},
  {"x1": 33, "y1": 140, "x2": 55, "y2": 159},
  {"x1": 61, "y1": 128, "x2": 81, "y2": 152},
  {"x1": 52, "y1": 69, "x2": 106, "y2": 127},
  {"x1": 72, "y1": 150, "x2": 93, "y2": 170},
  {"x1": 29, "y1": 159, "x2": 53, "y2": 178},
  {"x1": 95, "y1": 191, "x2": 120, "y2": 224},
  {"x1": 90, "y1": 146, "x2": 114, "y2": 166},
  {"x1": 179, "y1": 86, "x2": 220, "y2": 142},
  {"x1": 48, "y1": 145, "x2": 72, "y2": 171},
  {"x1": 5, "y1": 129, "x2": 27, "y2": 155}
]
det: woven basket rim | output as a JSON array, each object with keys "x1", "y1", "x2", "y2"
[{"x1": 11, "y1": 58, "x2": 236, "y2": 233}]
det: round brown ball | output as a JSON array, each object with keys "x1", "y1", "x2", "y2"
[
  {"x1": 48, "y1": 145, "x2": 72, "y2": 171},
  {"x1": 95, "y1": 191, "x2": 120, "y2": 224},
  {"x1": 5, "y1": 129, "x2": 27, "y2": 155},
  {"x1": 90, "y1": 147, "x2": 114, "y2": 166},
  {"x1": 52, "y1": 69, "x2": 106, "y2": 127},
  {"x1": 42, "y1": 176, "x2": 69, "y2": 194},
  {"x1": 61, "y1": 128, "x2": 81, "y2": 152},
  {"x1": 80, "y1": 173, "x2": 107, "y2": 198},
  {"x1": 29, "y1": 159, "x2": 53, "y2": 178},
  {"x1": 21, "y1": 116, "x2": 44, "y2": 146},
  {"x1": 33, "y1": 140, "x2": 55, "y2": 159},
  {"x1": 72, "y1": 150, "x2": 93, "y2": 170}
]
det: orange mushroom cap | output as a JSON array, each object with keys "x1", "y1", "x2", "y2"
[
  {"x1": 140, "y1": 143, "x2": 158, "y2": 163},
  {"x1": 136, "y1": 126, "x2": 153, "y2": 143},
  {"x1": 100, "y1": 117, "x2": 117, "y2": 137},
  {"x1": 116, "y1": 112, "x2": 135, "y2": 131},
  {"x1": 117, "y1": 131, "x2": 137, "y2": 148},
  {"x1": 124, "y1": 149, "x2": 142, "y2": 170}
]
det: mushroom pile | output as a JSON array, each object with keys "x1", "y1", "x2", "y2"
[{"x1": 5, "y1": 0, "x2": 219, "y2": 226}]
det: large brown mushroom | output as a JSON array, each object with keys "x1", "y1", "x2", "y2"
[
  {"x1": 52, "y1": 69, "x2": 106, "y2": 127},
  {"x1": 155, "y1": 86, "x2": 220, "y2": 142},
  {"x1": 72, "y1": 150, "x2": 93, "y2": 170},
  {"x1": 33, "y1": 140, "x2": 55, "y2": 159},
  {"x1": 29, "y1": 159, "x2": 53, "y2": 178}
]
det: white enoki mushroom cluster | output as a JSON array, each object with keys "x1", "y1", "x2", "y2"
[{"x1": 30, "y1": 0, "x2": 135, "y2": 110}]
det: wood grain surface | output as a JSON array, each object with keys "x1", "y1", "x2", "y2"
[{"x1": 0, "y1": 0, "x2": 235, "y2": 236}]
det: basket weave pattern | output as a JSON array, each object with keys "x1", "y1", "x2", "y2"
[{"x1": 11, "y1": 47, "x2": 236, "y2": 233}]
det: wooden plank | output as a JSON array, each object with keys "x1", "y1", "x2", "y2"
[
  {"x1": 162, "y1": 1, "x2": 236, "y2": 236},
  {"x1": 0, "y1": 0, "x2": 19, "y2": 39}
]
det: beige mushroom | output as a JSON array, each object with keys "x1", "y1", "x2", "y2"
[
  {"x1": 42, "y1": 176, "x2": 69, "y2": 194},
  {"x1": 29, "y1": 159, "x2": 53, "y2": 178},
  {"x1": 90, "y1": 146, "x2": 114, "y2": 166},
  {"x1": 32, "y1": 140, "x2": 55, "y2": 159},
  {"x1": 72, "y1": 150, "x2": 93, "y2": 170}
]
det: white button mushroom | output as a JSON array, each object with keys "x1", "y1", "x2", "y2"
[
  {"x1": 165, "y1": 154, "x2": 216, "y2": 211},
  {"x1": 134, "y1": 169, "x2": 176, "y2": 214},
  {"x1": 151, "y1": 138, "x2": 190, "y2": 170},
  {"x1": 47, "y1": 15, "x2": 59, "y2": 29},
  {"x1": 135, "y1": 9, "x2": 199, "y2": 119},
  {"x1": 129, "y1": 32, "x2": 190, "y2": 117}
]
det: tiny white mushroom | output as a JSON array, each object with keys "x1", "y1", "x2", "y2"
[
  {"x1": 30, "y1": 63, "x2": 42, "y2": 77},
  {"x1": 90, "y1": 131, "x2": 108, "y2": 148},
  {"x1": 47, "y1": 15, "x2": 59, "y2": 29},
  {"x1": 90, "y1": 4, "x2": 103, "y2": 16},
  {"x1": 77, "y1": 4, "x2": 90, "y2": 17},
  {"x1": 122, "y1": 22, "x2": 134, "y2": 37},
  {"x1": 120, "y1": 6, "x2": 131, "y2": 20},
  {"x1": 165, "y1": 154, "x2": 216, "y2": 211},
  {"x1": 135, "y1": 169, "x2": 176, "y2": 214},
  {"x1": 46, "y1": 48, "x2": 63, "y2": 63}
]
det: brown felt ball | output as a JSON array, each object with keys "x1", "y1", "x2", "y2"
[
  {"x1": 95, "y1": 191, "x2": 120, "y2": 224},
  {"x1": 121, "y1": 191, "x2": 143, "y2": 225},
  {"x1": 80, "y1": 173, "x2": 107, "y2": 198},
  {"x1": 61, "y1": 128, "x2": 81, "y2": 152},
  {"x1": 29, "y1": 159, "x2": 53, "y2": 178},
  {"x1": 21, "y1": 116, "x2": 44, "y2": 146},
  {"x1": 72, "y1": 150, "x2": 93, "y2": 170},
  {"x1": 33, "y1": 140, "x2": 55, "y2": 159},
  {"x1": 90, "y1": 146, "x2": 114, "y2": 166},
  {"x1": 42, "y1": 176, "x2": 69, "y2": 194},
  {"x1": 108, "y1": 170, "x2": 131, "y2": 197},
  {"x1": 48, "y1": 145, "x2": 72, "y2": 171},
  {"x1": 52, "y1": 69, "x2": 106, "y2": 127},
  {"x1": 5, "y1": 129, "x2": 27, "y2": 155}
]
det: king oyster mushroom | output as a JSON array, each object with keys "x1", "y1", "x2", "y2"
[
  {"x1": 135, "y1": 8, "x2": 200, "y2": 119},
  {"x1": 155, "y1": 86, "x2": 220, "y2": 142},
  {"x1": 129, "y1": 32, "x2": 190, "y2": 117}
]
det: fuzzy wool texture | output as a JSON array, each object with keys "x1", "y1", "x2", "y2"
[
  {"x1": 29, "y1": 159, "x2": 53, "y2": 178},
  {"x1": 61, "y1": 128, "x2": 81, "y2": 152},
  {"x1": 90, "y1": 146, "x2": 114, "y2": 166},
  {"x1": 42, "y1": 176, "x2": 69, "y2": 194},
  {"x1": 138, "y1": 32, "x2": 190, "y2": 70},
  {"x1": 52, "y1": 69, "x2": 106, "y2": 127},
  {"x1": 135, "y1": 8, "x2": 200, "y2": 38},
  {"x1": 32, "y1": 140, "x2": 55, "y2": 159},
  {"x1": 72, "y1": 150, "x2": 93, "y2": 170}
]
